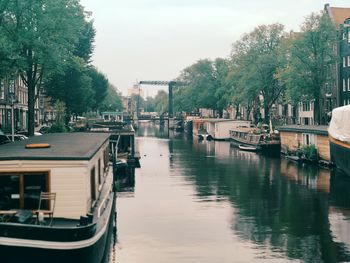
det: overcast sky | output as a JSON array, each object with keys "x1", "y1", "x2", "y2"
[{"x1": 79, "y1": 0, "x2": 350, "y2": 97}]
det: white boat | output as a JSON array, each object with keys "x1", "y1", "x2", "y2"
[
  {"x1": 329, "y1": 105, "x2": 350, "y2": 176},
  {"x1": 238, "y1": 144, "x2": 258, "y2": 152},
  {"x1": 0, "y1": 133, "x2": 116, "y2": 263}
]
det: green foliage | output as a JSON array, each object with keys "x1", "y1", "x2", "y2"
[
  {"x1": 154, "y1": 90, "x2": 168, "y2": 115},
  {"x1": 49, "y1": 100, "x2": 67, "y2": 133},
  {"x1": 229, "y1": 23, "x2": 286, "y2": 123},
  {"x1": 49, "y1": 123, "x2": 67, "y2": 133},
  {"x1": 174, "y1": 58, "x2": 232, "y2": 114},
  {"x1": 0, "y1": 0, "x2": 88, "y2": 135},
  {"x1": 301, "y1": 144, "x2": 318, "y2": 162},
  {"x1": 99, "y1": 84, "x2": 123, "y2": 112},
  {"x1": 45, "y1": 57, "x2": 94, "y2": 116},
  {"x1": 277, "y1": 12, "x2": 337, "y2": 124},
  {"x1": 87, "y1": 67, "x2": 108, "y2": 111}
]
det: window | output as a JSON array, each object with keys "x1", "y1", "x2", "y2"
[
  {"x1": 348, "y1": 31, "x2": 350, "y2": 43},
  {"x1": 98, "y1": 159, "x2": 101, "y2": 186},
  {"x1": 348, "y1": 78, "x2": 350, "y2": 91},
  {"x1": 348, "y1": 56, "x2": 350, "y2": 66},
  {"x1": 0, "y1": 172, "x2": 49, "y2": 210},
  {"x1": 302, "y1": 101, "x2": 312, "y2": 112},
  {"x1": 344, "y1": 100, "x2": 347, "y2": 106},
  {"x1": 344, "y1": 79, "x2": 346, "y2": 92},
  {"x1": 302, "y1": 133, "x2": 315, "y2": 146},
  {"x1": 0, "y1": 80, "x2": 4, "y2": 99},
  {"x1": 343, "y1": 57, "x2": 346, "y2": 67},
  {"x1": 8, "y1": 79, "x2": 15, "y2": 93},
  {"x1": 90, "y1": 167, "x2": 96, "y2": 205}
]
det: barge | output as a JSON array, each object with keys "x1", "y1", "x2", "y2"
[{"x1": 0, "y1": 133, "x2": 115, "y2": 263}]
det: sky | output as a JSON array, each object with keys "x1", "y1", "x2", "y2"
[{"x1": 79, "y1": 0, "x2": 350, "y2": 97}]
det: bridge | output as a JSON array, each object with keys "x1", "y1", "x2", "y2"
[{"x1": 139, "y1": 81, "x2": 186, "y2": 118}]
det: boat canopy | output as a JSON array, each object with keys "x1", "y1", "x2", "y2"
[{"x1": 329, "y1": 105, "x2": 350, "y2": 143}]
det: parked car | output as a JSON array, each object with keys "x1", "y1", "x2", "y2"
[
  {"x1": 5, "y1": 134, "x2": 28, "y2": 141},
  {"x1": 17, "y1": 131, "x2": 42, "y2": 137},
  {"x1": 0, "y1": 135, "x2": 11, "y2": 145},
  {"x1": 39, "y1": 125, "x2": 50, "y2": 134}
]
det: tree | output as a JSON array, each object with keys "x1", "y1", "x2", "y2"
[
  {"x1": 277, "y1": 12, "x2": 337, "y2": 124},
  {"x1": 154, "y1": 90, "x2": 168, "y2": 115},
  {"x1": 45, "y1": 57, "x2": 94, "y2": 117},
  {"x1": 0, "y1": 0, "x2": 87, "y2": 135},
  {"x1": 230, "y1": 24, "x2": 286, "y2": 123},
  {"x1": 99, "y1": 84, "x2": 123, "y2": 112},
  {"x1": 176, "y1": 59, "x2": 223, "y2": 114},
  {"x1": 87, "y1": 67, "x2": 108, "y2": 111}
]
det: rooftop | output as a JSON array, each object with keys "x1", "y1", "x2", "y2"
[
  {"x1": 0, "y1": 133, "x2": 110, "y2": 161},
  {"x1": 326, "y1": 5, "x2": 350, "y2": 27},
  {"x1": 277, "y1": 125, "x2": 328, "y2": 135}
]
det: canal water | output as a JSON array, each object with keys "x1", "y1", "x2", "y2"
[{"x1": 109, "y1": 122, "x2": 350, "y2": 263}]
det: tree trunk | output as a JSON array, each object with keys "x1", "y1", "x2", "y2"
[
  {"x1": 313, "y1": 98, "x2": 320, "y2": 125},
  {"x1": 27, "y1": 73, "x2": 35, "y2": 137},
  {"x1": 264, "y1": 104, "x2": 269, "y2": 124}
]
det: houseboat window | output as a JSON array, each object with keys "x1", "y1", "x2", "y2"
[
  {"x1": 302, "y1": 133, "x2": 315, "y2": 146},
  {"x1": 104, "y1": 146, "x2": 109, "y2": 172},
  {"x1": 23, "y1": 174, "x2": 47, "y2": 209},
  {"x1": 98, "y1": 159, "x2": 101, "y2": 186},
  {"x1": 0, "y1": 172, "x2": 48, "y2": 210},
  {"x1": 90, "y1": 167, "x2": 96, "y2": 203}
]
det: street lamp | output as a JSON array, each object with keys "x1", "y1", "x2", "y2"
[{"x1": 8, "y1": 91, "x2": 16, "y2": 142}]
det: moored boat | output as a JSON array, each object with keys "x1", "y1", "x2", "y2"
[
  {"x1": 238, "y1": 144, "x2": 258, "y2": 152},
  {"x1": 329, "y1": 105, "x2": 350, "y2": 176},
  {"x1": 0, "y1": 133, "x2": 116, "y2": 263},
  {"x1": 230, "y1": 127, "x2": 280, "y2": 154}
]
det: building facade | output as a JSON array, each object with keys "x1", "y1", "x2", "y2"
[
  {"x1": 326, "y1": 4, "x2": 350, "y2": 108},
  {"x1": 0, "y1": 77, "x2": 28, "y2": 132}
]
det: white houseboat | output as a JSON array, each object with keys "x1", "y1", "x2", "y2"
[
  {"x1": 329, "y1": 105, "x2": 350, "y2": 176},
  {"x1": 0, "y1": 133, "x2": 115, "y2": 263},
  {"x1": 206, "y1": 120, "x2": 251, "y2": 141}
]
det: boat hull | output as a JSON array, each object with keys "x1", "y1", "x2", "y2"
[
  {"x1": 231, "y1": 139, "x2": 280, "y2": 154},
  {"x1": 0, "y1": 193, "x2": 116, "y2": 263},
  {"x1": 329, "y1": 136, "x2": 350, "y2": 177}
]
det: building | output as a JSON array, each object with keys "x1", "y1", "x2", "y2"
[
  {"x1": 325, "y1": 4, "x2": 350, "y2": 108},
  {"x1": 127, "y1": 83, "x2": 144, "y2": 99},
  {"x1": 0, "y1": 76, "x2": 28, "y2": 132}
]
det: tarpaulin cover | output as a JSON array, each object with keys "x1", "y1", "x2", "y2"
[{"x1": 328, "y1": 105, "x2": 350, "y2": 143}]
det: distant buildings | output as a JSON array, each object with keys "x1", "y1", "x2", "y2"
[
  {"x1": 0, "y1": 77, "x2": 28, "y2": 132},
  {"x1": 325, "y1": 4, "x2": 350, "y2": 115}
]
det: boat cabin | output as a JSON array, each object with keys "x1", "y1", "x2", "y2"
[
  {"x1": 0, "y1": 133, "x2": 112, "y2": 221},
  {"x1": 206, "y1": 120, "x2": 250, "y2": 141},
  {"x1": 230, "y1": 127, "x2": 263, "y2": 145}
]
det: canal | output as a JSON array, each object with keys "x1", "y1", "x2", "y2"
[{"x1": 110, "y1": 122, "x2": 350, "y2": 263}]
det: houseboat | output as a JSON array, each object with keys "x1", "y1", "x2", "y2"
[
  {"x1": 278, "y1": 125, "x2": 330, "y2": 164},
  {"x1": 230, "y1": 127, "x2": 280, "y2": 153},
  {"x1": 0, "y1": 133, "x2": 115, "y2": 263},
  {"x1": 206, "y1": 120, "x2": 250, "y2": 141},
  {"x1": 90, "y1": 121, "x2": 140, "y2": 167},
  {"x1": 329, "y1": 105, "x2": 350, "y2": 176}
]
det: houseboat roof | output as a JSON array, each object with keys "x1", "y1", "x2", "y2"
[
  {"x1": 0, "y1": 133, "x2": 110, "y2": 161},
  {"x1": 277, "y1": 125, "x2": 328, "y2": 135},
  {"x1": 193, "y1": 118, "x2": 250, "y2": 124}
]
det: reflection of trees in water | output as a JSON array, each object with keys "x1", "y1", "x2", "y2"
[{"x1": 171, "y1": 137, "x2": 350, "y2": 262}]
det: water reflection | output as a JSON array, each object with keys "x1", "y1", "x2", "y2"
[{"x1": 113, "y1": 122, "x2": 350, "y2": 263}]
